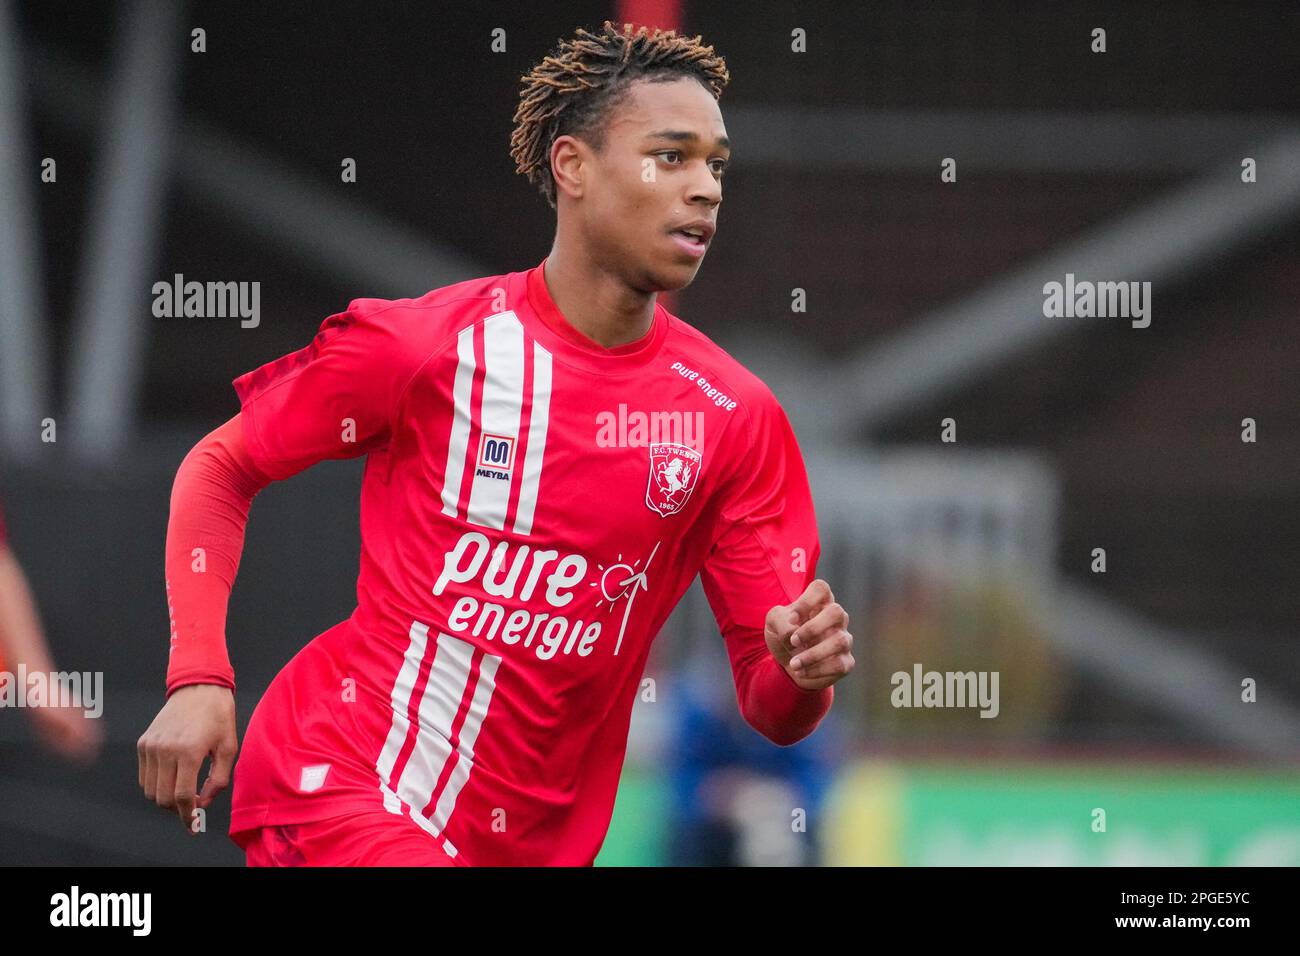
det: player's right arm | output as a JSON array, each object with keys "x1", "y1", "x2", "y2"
[
  {"x1": 138, "y1": 412, "x2": 269, "y2": 832},
  {"x1": 138, "y1": 300, "x2": 420, "y2": 831}
]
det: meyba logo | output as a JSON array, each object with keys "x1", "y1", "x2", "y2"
[
  {"x1": 476, "y1": 432, "x2": 515, "y2": 481},
  {"x1": 1043, "y1": 272, "x2": 1151, "y2": 328},
  {"x1": 891, "y1": 664, "x2": 1000, "y2": 718}
]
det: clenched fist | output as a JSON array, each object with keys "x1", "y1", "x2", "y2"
[{"x1": 764, "y1": 578, "x2": 854, "y2": 691}]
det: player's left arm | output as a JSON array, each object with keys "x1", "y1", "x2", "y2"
[{"x1": 699, "y1": 386, "x2": 853, "y2": 746}]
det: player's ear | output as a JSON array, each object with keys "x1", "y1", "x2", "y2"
[{"x1": 550, "y1": 135, "x2": 586, "y2": 201}]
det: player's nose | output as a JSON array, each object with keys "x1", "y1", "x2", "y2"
[{"x1": 686, "y1": 163, "x2": 721, "y2": 207}]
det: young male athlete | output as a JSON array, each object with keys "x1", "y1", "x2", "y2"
[{"x1": 138, "y1": 21, "x2": 854, "y2": 866}]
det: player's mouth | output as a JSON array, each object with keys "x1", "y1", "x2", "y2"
[{"x1": 668, "y1": 220, "x2": 714, "y2": 259}]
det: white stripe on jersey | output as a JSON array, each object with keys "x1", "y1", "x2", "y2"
[
  {"x1": 379, "y1": 781, "x2": 460, "y2": 859},
  {"x1": 512, "y1": 340, "x2": 552, "y2": 536},
  {"x1": 426, "y1": 651, "x2": 499, "y2": 833},
  {"x1": 376, "y1": 620, "x2": 431, "y2": 813},
  {"x1": 378, "y1": 626, "x2": 502, "y2": 854},
  {"x1": 439, "y1": 311, "x2": 553, "y2": 536},
  {"x1": 395, "y1": 631, "x2": 474, "y2": 816},
  {"x1": 466, "y1": 312, "x2": 526, "y2": 530},
  {"x1": 440, "y1": 325, "x2": 477, "y2": 518}
]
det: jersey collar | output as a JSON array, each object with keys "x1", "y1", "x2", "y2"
[{"x1": 515, "y1": 257, "x2": 670, "y2": 373}]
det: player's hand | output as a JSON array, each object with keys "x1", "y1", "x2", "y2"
[
  {"x1": 764, "y1": 578, "x2": 854, "y2": 691},
  {"x1": 137, "y1": 684, "x2": 238, "y2": 834}
]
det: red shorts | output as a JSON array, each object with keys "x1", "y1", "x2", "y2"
[{"x1": 238, "y1": 809, "x2": 460, "y2": 867}]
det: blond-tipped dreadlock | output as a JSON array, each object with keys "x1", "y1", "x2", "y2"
[{"x1": 511, "y1": 20, "x2": 730, "y2": 209}]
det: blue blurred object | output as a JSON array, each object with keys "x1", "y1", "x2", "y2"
[{"x1": 666, "y1": 647, "x2": 839, "y2": 866}]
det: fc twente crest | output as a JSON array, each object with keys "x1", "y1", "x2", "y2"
[{"x1": 645, "y1": 442, "x2": 702, "y2": 517}]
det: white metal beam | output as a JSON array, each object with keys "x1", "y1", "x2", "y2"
[
  {"x1": 1054, "y1": 581, "x2": 1300, "y2": 756},
  {"x1": 821, "y1": 130, "x2": 1300, "y2": 438},
  {"x1": 66, "y1": 0, "x2": 183, "y2": 462}
]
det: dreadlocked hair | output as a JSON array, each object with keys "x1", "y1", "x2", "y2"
[{"x1": 511, "y1": 20, "x2": 730, "y2": 208}]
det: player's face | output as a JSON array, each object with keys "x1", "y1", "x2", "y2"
[{"x1": 585, "y1": 77, "x2": 729, "y2": 293}]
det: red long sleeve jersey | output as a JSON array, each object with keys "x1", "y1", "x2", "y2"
[{"x1": 222, "y1": 258, "x2": 826, "y2": 865}]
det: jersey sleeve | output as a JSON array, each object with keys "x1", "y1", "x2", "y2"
[
  {"x1": 232, "y1": 300, "x2": 413, "y2": 481},
  {"x1": 699, "y1": 387, "x2": 831, "y2": 745},
  {"x1": 700, "y1": 389, "x2": 822, "y2": 635},
  {"x1": 163, "y1": 415, "x2": 270, "y2": 697}
]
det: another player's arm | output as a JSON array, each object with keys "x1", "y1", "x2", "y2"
[
  {"x1": 0, "y1": 542, "x2": 103, "y2": 761},
  {"x1": 0, "y1": 543, "x2": 56, "y2": 680},
  {"x1": 137, "y1": 412, "x2": 271, "y2": 832}
]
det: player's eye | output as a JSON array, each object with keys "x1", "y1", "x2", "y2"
[
  {"x1": 655, "y1": 150, "x2": 683, "y2": 165},
  {"x1": 710, "y1": 158, "x2": 728, "y2": 177}
]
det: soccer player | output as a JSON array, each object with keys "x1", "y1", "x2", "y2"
[{"x1": 138, "y1": 20, "x2": 854, "y2": 866}]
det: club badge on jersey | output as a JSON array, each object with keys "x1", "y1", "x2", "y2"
[{"x1": 645, "y1": 442, "x2": 702, "y2": 517}]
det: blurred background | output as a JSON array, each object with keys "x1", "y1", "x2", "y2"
[{"x1": 1, "y1": 0, "x2": 1298, "y2": 865}]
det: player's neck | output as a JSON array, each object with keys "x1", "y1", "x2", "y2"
[{"x1": 541, "y1": 247, "x2": 656, "y2": 350}]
